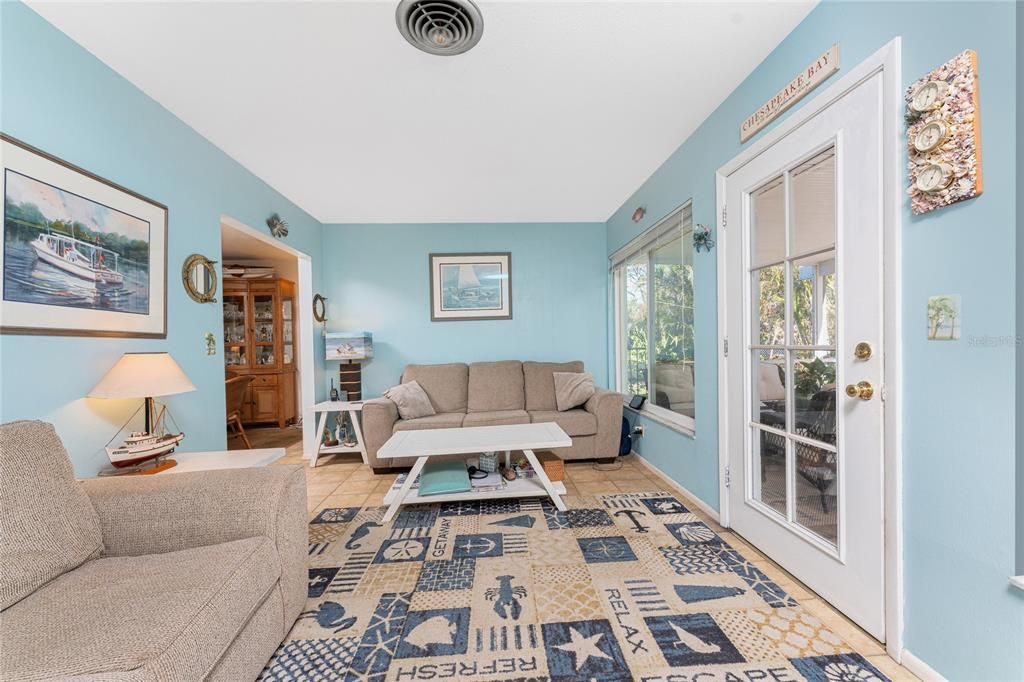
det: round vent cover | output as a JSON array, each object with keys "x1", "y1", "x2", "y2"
[{"x1": 396, "y1": 0, "x2": 483, "y2": 56}]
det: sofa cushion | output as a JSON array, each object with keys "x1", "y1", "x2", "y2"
[
  {"x1": 462, "y1": 410, "x2": 531, "y2": 428},
  {"x1": 758, "y1": 362, "x2": 785, "y2": 402},
  {"x1": 403, "y1": 363, "x2": 469, "y2": 414},
  {"x1": 468, "y1": 361, "x2": 525, "y2": 412},
  {"x1": 654, "y1": 364, "x2": 694, "y2": 410},
  {"x1": 553, "y1": 372, "x2": 597, "y2": 412},
  {"x1": 524, "y1": 361, "x2": 584, "y2": 411},
  {"x1": 393, "y1": 412, "x2": 466, "y2": 432},
  {"x1": 530, "y1": 409, "x2": 598, "y2": 437},
  {"x1": 0, "y1": 420, "x2": 103, "y2": 611},
  {"x1": 385, "y1": 380, "x2": 436, "y2": 420},
  {"x1": 0, "y1": 536, "x2": 280, "y2": 681}
]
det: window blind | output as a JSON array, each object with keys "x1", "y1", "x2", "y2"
[{"x1": 609, "y1": 202, "x2": 693, "y2": 269}]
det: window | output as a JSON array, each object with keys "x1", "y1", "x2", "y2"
[{"x1": 612, "y1": 204, "x2": 695, "y2": 432}]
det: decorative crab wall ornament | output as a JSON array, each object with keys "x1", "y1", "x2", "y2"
[
  {"x1": 266, "y1": 213, "x2": 289, "y2": 239},
  {"x1": 693, "y1": 224, "x2": 715, "y2": 253},
  {"x1": 631, "y1": 206, "x2": 646, "y2": 223}
]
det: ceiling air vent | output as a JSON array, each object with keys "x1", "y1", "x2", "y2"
[{"x1": 396, "y1": 0, "x2": 483, "y2": 56}]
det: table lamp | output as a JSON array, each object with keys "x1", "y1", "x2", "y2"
[
  {"x1": 89, "y1": 352, "x2": 196, "y2": 472},
  {"x1": 325, "y1": 331, "x2": 373, "y2": 401}
]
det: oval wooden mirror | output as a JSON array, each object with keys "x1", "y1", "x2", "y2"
[
  {"x1": 313, "y1": 293, "x2": 327, "y2": 322},
  {"x1": 182, "y1": 253, "x2": 218, "y2": 303}
]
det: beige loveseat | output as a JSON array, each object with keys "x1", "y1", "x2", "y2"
[
  {"x1": 0, "y1": 421, "x2": 307, "y2": 682},
  {"x1": 362, "y1": 360, "x2": 623, "y2": 471}
]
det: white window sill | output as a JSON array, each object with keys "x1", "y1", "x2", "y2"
[{"x1": 624, "y1": 403, "x2": 696, "y2": 438}]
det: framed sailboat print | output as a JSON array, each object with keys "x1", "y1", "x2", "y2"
[
  {"x1": 1, "y1": 134, "x2": 167, "y2": 338},
  {"x1": 429, "y1": 252, "x2": 512, "y2": 321}
]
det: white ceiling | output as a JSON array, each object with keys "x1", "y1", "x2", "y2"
[{"x1": 30, "y1": 1, "x2": 816, "y2": 224}]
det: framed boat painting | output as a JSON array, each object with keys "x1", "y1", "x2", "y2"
[
  {"x1": 429, "y1": 252, "x2": 512, "y2": 321},
  {"x1": 1, "y1": 135, "x2": 167, "y2": 338}
]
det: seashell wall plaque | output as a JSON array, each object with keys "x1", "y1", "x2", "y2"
[{"x1": 905, "y1": 49, "x2": 983, "y2": 215}]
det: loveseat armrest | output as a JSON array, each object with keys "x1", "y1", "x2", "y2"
[
  {"x1": 362, "y1": 397, "x2": 399, "y2": 467},
  {"x1": 80, "y1": 465, "x2": 307, "y2": 627},
  {"x1": 584, "y1": 390, "x2": 625, "y2": 459}
]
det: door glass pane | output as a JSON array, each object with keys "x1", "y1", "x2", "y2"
[
  {"x1": 652, "y1": 236, "x2": 695, "y2": 418},
  {"x1": 792, "y1": 350, "x2": 837, "y2": 447},
  {"x1": 753, "y1": 265, "x2": 786, "y2": 345},
  {"x1": 223, "y1": 295, "x2": 246, "y2": 344},
  {"x1": 282, "y1": 297, "x2": 294, "y2": 365},
  {"x1": 790, "y1": 148, "x2": 836, "y2": 256},
  {"x1": 752, "y1": 349, "x2": 786, "y2": 424},
  {"x1": 225, "y1": 345, "x2": 246, "y2": 366},
  {"x1": 256, "y1": 347, "x2": 275, "y2": 366},
  {"x1": 794, "y1": 440, "x2": 838, "y2": 545},
  {"x1": 751, "y1": 175, "x2": 785, "y2": 267},
  {"x1": 751, "y1": 427, "x2": 787, "y2": 518},
  {"x1": 747, "y1": 145, "x2": 840, "y2": 543},
  {"x1": 254, "y1": 295, "x2": 274, "y2": 343},
  {"x1": 623, "y1": 255, "x2": 649, "y2": 398},
  {"x1": 791, "y1": 252, "x2": 836, "y2": 346}
]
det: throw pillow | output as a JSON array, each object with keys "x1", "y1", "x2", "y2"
[
  {"x1": 552, "y1": 372, "x2": 597, "y2": 412},
  {"x1": 385, "y1": 380, "x2": 436, "y2": 420}
]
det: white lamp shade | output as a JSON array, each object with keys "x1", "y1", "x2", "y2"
[{"x1": 89, "y1": 352, "x2": 197, "y2": 399}]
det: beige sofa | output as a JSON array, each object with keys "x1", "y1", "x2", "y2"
[
  {"x1": 0, "y1": 420, "x2": 307, "y2": 682},
  {"x1": 362, "y1": 360, "x2": 624, "y2": 471}
]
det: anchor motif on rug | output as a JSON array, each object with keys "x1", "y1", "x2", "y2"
[
  {"x1": 484, "y1": 575, "x2": 527, "y2": 620},
  {"x1": 298, "y1": 601, "x2": 357, "y2": 633},
  {"x1": 613, "y1": 508, "x2": 651, "y2": 533}
]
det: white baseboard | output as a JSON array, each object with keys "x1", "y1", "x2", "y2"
[
  {"x1": 629, "y1": 453, "x2": 721, "y2": 523},
  {"x1": 901, "y1": 650, "x2": 946, "y2": 682}
]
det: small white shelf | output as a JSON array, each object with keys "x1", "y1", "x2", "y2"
[
  {"x1": 383, "y1": 477, "x2": 566, "y2": 506},
  {"x1": 319, "y1": 444, "x2": 362, "y2": 455}
]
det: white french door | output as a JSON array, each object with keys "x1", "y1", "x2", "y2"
[{"x1": 721, "y1": 72, "x2": 886, "y2": 639}]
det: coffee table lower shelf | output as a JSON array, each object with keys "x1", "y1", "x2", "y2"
[{"x1": 382, "y1": 476, "x2": 566, "y2": 507}]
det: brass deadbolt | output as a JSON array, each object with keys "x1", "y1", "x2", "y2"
[{"x1": 854, "y1": 342, "x2": 872, "y2": 360}]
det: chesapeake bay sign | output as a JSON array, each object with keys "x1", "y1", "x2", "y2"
[{"x1": 740, "y1": 44, "x2": 840, "y2": 143}]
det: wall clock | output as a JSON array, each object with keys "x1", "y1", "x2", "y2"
[
  {"x1": 914, "y1": 162, "x2": 954, "y2": 193},
  {"x1": 909, "y1": 80, "x2": 947, "y2": 113},
  {"x1": 905, "y1": 50, "x2": 982, "y2": 215},
  {"x1": 912, "y1": 119, "x2": 950, "y2": 154}
]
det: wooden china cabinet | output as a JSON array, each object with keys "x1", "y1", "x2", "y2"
[{"x1": 223, "y1": 278, "x2": 297, "y2": 427}]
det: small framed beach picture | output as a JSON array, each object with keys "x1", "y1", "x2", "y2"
[
  {"x1": 1, "y1": 135, "x2": 167, "y2": 338},
  {"x1": 429, "y1": 252, "x2": 511, "y2": 321}
]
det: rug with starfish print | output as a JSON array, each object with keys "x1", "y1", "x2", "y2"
[{"x1": 260, "y1": 491, "x2": 890, "y2": 682}]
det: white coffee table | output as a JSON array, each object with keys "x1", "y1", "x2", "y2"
[{"x1": 377, "y1": 422, "x2": 571, "y2": 523}]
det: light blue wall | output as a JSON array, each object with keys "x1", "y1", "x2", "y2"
[
  {"x1": 0, "y1": 2, "x2": 326, "y2": 476},
  {"x1": 607, "y1": 1, "x2": 1021, "y2": 678},
  {"x1": 321, "y1": 223, "x2": 607, "y2": 398}
]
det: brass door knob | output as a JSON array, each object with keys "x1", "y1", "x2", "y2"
[{"x1": 845, "y1": 381, "x2": 874, "y2": 400}]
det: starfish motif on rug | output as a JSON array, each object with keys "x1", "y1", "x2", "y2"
[{"x1": 554, "y1": 625, "x2": 612, "y2": 672}]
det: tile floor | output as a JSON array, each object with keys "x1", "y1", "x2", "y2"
[{"x1": 273, "y1": 444, "x2": 918, "y2": 680}]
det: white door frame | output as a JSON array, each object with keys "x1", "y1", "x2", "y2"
[
  {"x1": 220, "y1": 214, "x2": 317, "y2": 460},
  {"x1": 715, "y1": 38, "x2": 903, "y2": 660}
]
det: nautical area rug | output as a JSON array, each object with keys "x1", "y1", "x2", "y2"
[{"x1": 260, "y1": 491, "x2": 890, "y2": 681}]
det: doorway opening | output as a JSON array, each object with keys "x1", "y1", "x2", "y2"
[{"x1": 220, "y1": 216, "x2": 314, "y2": 454}]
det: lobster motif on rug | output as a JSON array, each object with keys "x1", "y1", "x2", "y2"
[{"x1": 484, "y1": 575, "x2": 527, "y2": 620}]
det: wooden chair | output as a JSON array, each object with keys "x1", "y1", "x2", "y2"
[{"x1": 226, "y1": 375, "x2": 255, "y2": 449}]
